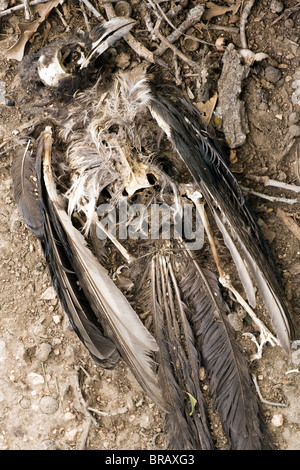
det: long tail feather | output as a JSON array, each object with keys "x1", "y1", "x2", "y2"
[
  {"x1": 179, "y1": 257, "x2": 275, "y2": 450},
  {"x1": 149, "y1": 255, "x2": 214, "y2": 450}
]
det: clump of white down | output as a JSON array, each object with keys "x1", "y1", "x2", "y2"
[{"x1": 62, "y1": 68, "x2": 153, "y2": 233}]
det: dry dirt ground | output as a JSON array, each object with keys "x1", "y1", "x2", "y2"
[{"x1": 0, "y1": 0, "x2": 300, "y2": 451}]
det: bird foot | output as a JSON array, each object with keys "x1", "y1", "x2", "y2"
[{"x1": 219, "y1": 274, "x2": 280, "y2": 359}]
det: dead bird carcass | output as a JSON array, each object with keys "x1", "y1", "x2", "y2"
[{"x1": 12, "y1": 17, "x2": 295, "y2": 450}]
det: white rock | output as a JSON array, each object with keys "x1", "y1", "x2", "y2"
[
  {"x1": 36, "y1": 342, "x2": 52, "y2": 362},
  {"x1": 27, "y1": 372, "x2": 45, "y2": 386},
  {"x1": 39, "y1": 395, "x2": 59, "y2": 414},
  {"x1": 41, "y1": 286, "x2": 57, "y2": 301},
  {"x1": 66, "y1": 428, "x2": 78, "y2": 441},
  {"x1": 272, "y1": 414, "x2": 284, "y2": 427},
  {"x1": 0, "y1": 340, "x2": 7, "y2": 364}
]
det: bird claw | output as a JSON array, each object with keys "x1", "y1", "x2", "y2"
[{"x1": 219, "y1": 274, "x2": 280, "y2": 360}]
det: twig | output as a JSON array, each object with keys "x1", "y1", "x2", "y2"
[
  {"x1": 271, "y1": 2, "x2": 300, "y2": 26},
  {"x1": 252, "y1": 374, "x2": 288, "y2": 407},
  {"x1": 81, "y1": 0, "x2": 104, "y2": 20},
  {"x1": 73, "y1": 373, "x2": 99, "y2": 426},
  {"x1": 55, "y1": 5, "x2": 70, "y2": 31},
  {"x1": 246, "y1": 175, "x2": 300, "y2": 193},
  {"x1": 80, "y1": 0, "x2": 91, "y2": 32},
  {"x1": 154, "y1": 20, "x2": 202, "y2": 74},
  {"x1": 285, "y1": 369, "x2": 299, "y2": 374},
  {"x1": 207, "y1": 24, "x2": 239, "y2": 34},
  {"x1": 87, "y1": 405, "x2": 128, "y2": 417},
  {"x1": 241, "y1": 186, "x2": 300, "y2": 205},
  {"x1": 24, "y1": 0, "x2": 33, "y2": 20},
  {"x1": 240, "y1": 0, "x2": 256, "y2": 49},
  {"x1": 41, "y1": 361, "x2": 50, "y2": 393},
  {"x1": 103, "y1": 2, "x2": 168, "y2": 67},
  {"x1": 154, "y1": 4, "x2": 205, "y2": 56},
  {"x1": 277, "y1": 209, "x2": 300, "y2": 241},
  {"x1": 0, "y1": 0, "x2": 55, "y2": 17},
  {"x1": 77, "y1": 417, "x2": 92, "y2": 450}
]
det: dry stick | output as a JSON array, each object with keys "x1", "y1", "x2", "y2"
[
  {"x1": 87, "y1": 406, "x2": 128, "y2": 417},
  {"x1": 55, "y1": 5, "x2": 70, "y2": 31},
  {"x1": 0, "y1": 0, "x2": 55, "y2": 17},
  {"x1": 80, "y1": 0, "x2": 92, "y2": 31},
  {"x1": 271, "y1": 2, "x2": 300, "y2": 26},
  {"x1": 208, "y1": 24, "x2": 239, "y2": 34},
  {"x1": 81, "y1": 0, "x2": 104, "y2": 21},
  {"x1": 103, "y1": 2, "x2": 166, "y2": 66},
  {"x1": 154, "y1": 4, "x2": 205, "y2": 56},
  {"x1": 252, "y1": 374, "x2": 288, "y2": 407},
  {"x1": 240, "y1": 0, "x2": 256, "y2": 49},
  {"x1": 154, "y1": 21, "x2": 202, "y2": 74},
  {"x1": 246, "y1": 175, "x2": 300, "y2": 194},
  {"x1": 241, "y1": 186, "x2": 300, "y2": 205}
]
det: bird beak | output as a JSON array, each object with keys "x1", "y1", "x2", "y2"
[{"x1": 80, "y1": 17, "x2": 136, "y2": 70}]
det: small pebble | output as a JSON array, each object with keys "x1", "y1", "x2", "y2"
[
  {"x1": 40, "y1": 286, "x2": 56, "y2": 301},
  {"x1": 27, "y1": 372, "x2": 45, "y2": 386},
  {"x1": 291, "y1": 348, "x2": 300, "y2": 365},
  {"x1": 64, "y1": 411, "x2": 76, "y2": 421},
  {"x1": 140, "y1": 414, "x2": 150, "y2": 428},
  {"x1": 37, "y1": 440, "x2": 58, "y2": 450},
  {"x1": 199, "y1": 366, "x2": 206, "y2": 381},
  {"x1": 288, "y1": 124, "x2": 300, "y2": 138},
  {"x1": 289, "y1": 261, "x2": 300, "y2": 276},
  {"x1": 52, "y1": 314, "x2": 62, "y2": 324},
  {"x1": 271, "y1": 413, "x2": 284, "y2": 427},
  {"x1": 39, "y1": 395, "x2": 59, "y2": 414},
  {"x1": 66, "y1": 428, "x2": 78, "y2": 442},
  {"x1": 289, "y1": 112, "x2": 300, "y2": 124},
  {"x1": 227, "y1": 313, "x2": 243, "y2": 331},
  {"x1": 33, "y1": 324, "x2": 47, "y2": 338},
  {"x1": 270, "y1": 0, "x2": 283, "y2": 13},
  {"x1": 36, "y1": 342, "x2": 52, "y2": 362},
  {"x1": 265, "y1": 66, "x2": 282, "y2": 83},
  {"x1": 5, "y1": 98, "x2": 15, "y2": 107},
  {"x1": 114, "y1": 1, "x2": 132, "y2": 17},
  {"x1": 0, "y1": 1, "x2": 8, "y2": 11}
]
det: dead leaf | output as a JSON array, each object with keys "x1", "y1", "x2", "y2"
[
  {"x1": 6, "y1": 0, "x2": 62, "y2": 61},
  {"x1": 202, "y1": 1, "x2": 241, "y2": 21},
  {"x1": 195, "y1": 92, "x2": 218, "y2": 126}
]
